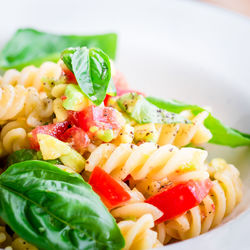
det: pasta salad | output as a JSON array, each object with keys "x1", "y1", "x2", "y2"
[{"x1": 0, "y1": 29, "x2": 249, "y2": 250}]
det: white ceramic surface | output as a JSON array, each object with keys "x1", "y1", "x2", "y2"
[{"x1": 0, "y1": 0, "x2": 249, "y2": 249}]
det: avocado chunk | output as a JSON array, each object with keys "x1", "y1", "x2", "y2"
[
  {"x1": 63, "y1": 84, "x2": 89, "y2": 111},
  {"x1": 117, "y1": 93, "x2": 190, "y2": 125},
  {"x1": 37, "y1": 133, "x2": 85, "y2": 172}
]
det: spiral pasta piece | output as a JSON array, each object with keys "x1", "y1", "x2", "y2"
[
  {"x1": 118, "y1": 214, "x2": 161, "y2": 250},
  {"x1": 86, "y1": 142, "x2": 208, "y2": 181},
  {"x1": 157, "y1": 111, "x2": 212, "y2": 147},
  {"x1": 0, "y1": 83, "x2": 53, "y2": 127},
  {"x1": 157, "y1": 158, "x2": 242, "y2": 242},
  {"x1": 0, "y1": 120, "x2": 31, "y2": 156},
  {"x1": 1, "y1": 62, "x2": 62, "y2": 91}
]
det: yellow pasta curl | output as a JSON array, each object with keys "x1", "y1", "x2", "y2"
[
  {"x1": 86, "y1": 142, "x2": 208, "y2": 181},
  {"x1": 118, "y1": 214, "x2": 161, "y2": 250},
  {"x1": 0, "y1": 120, "x2": 31, "y2": 156},
  {"x1": 0, "y1": 85, "x2": 53, "y2": 127},
  {"x1": 157, "y1": 111, "x2": 212, "y2": 147},
  {"x1": 157, "y1": 158, "x2": 242, "y2": 243},
  {"x1": 1, "y1": 62, "x2": 62, "y2": 91}
]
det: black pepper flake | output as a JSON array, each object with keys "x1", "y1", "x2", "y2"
[
  {"x1": 157, "y1": 144, "x2": 160, "y2": 149},
  {"x1": 130, "y1": 144, "x2": 134, "y2": 149},
  {"x1": 169, "y1": 148, "x2": 173, "y2": 152},
  {"x1": 146, "y1": 132, "x2": 150, "y2": 136},
  {"x1": 86, "y1": 161, "x2": 89, "y2": 164}
]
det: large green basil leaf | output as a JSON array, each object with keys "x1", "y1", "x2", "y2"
[
  {"x1": 147, "y1": 96, "x2": 250, "y2": 147},
  {"x1": 0, "y1": 28, "x2": 117, "y2": 70},
  {"x1": 0, "y1": 161, "x2": 124, "y2": 250},
  {"x1": 61, "y1": 47, "x2": 111, "y2": 105},
  {"x1": 117, "y1": 93, "x2": 190, "y2": 124},
  {"x1": 6, "y1": 149, "x2": 61, "y2": 167}
]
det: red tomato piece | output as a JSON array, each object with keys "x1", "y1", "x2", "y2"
[
  {"x1": 62, "y1": 64, "x2": 77, "y2": 83},
  {"x1": 89, "y1": 167, "x2": 131, "y2": 209},
  {"x1": 104, "y1": 71, "x2": 145, "y2": 106},
  {"x1": 68, "y1": 111, "x2": 80, "y2": 127},
  {"x1": 104, "y1": 88, "x2": 145, "y2": 106},
  {"x1": 70, "y1": 106, "x2": 122, "y2": 139},
  {"x1": 29, "y1": 121, "x2": 70, "y2": 150},
  {"x1": 146, "y1": 179, "x2": 213, "y2": 224},
  {"x1": 60, "y1": 126, "x2": 90, "y2": 154}
]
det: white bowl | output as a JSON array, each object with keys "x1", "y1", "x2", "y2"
[{"x1": 0, "y1": 0, "x2": 249, "y2": 249}]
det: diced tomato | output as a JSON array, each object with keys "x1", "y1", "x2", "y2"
[
  {"x1": 89, "y1": 167, "x2": 131, "y2": 209},
  {"x1": 146, "y1": 179, "x2": 213, "y2": 224},
  {"x1": 68, "y1": 111, "x2": 80, "y2": 127},
  {"x1": 104, "y1": 88, "x2": 145, "y2": 106},
  {"x1": 60, "y1": 126, "x2": 90, "y2": 154},
  {"x1": 104, "y1": 71, "x2": 145, "y2": 106},
  {"x1": 29, "y1": 121, "x2": 70, "y2": 150},
  {"x1": 62, "y1": 65, "x2": 77, "y2": 83},
  {"x1": 69, "y1": 106, "x2": 122, "y2": 139}
]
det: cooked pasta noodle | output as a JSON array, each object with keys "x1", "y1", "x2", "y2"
[
  {"x1": 157, "y1": 111, "x2": 212, "y2": 147},
  {"x1": 0, "y1": 120, "x2": 31, "y2": 156},
  {"x1": 118, "y1": 214, "x2": 161, "y2": 250},
  {"x1": 0, "y1": 83, "x2": 53, "y2": 127},
  {"x1": 157, "y1": 158, "x2": 242, "y2": 242},
  {"x1": 86, "y1": 142, "x2": 208, "y2": 181},
  {"x1": 1, "y1": 62, "x2": 62, "y2": 92}
]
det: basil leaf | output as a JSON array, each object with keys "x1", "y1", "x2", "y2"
[
  {"x1": 62, "y1": 47, "x2": 111, "y2": 105},
  {"x1": 0, "y1": 161, "x2": 124, "y2": 250},
  {"x1": 0, "y1": 28, "x2": 117, "y2": 70},
  {"x1": 147, "y1": 96, "x2": 250, "y2": 147},
  {"x1": 117, "y1": 93, "x2": 190, "y2": 124},
  {"x1": 60, "y1": 47, "x2": 78, "y2": 71},
  {"x1": 6, "y1": 149, "x2": 61, "y2": 167}
]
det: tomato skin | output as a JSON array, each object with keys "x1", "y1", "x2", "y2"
[
  {"x1": 69, "y1": 106, "x2": 122, "y2": 139},
  {"x1": 29, "y1": 121, "x2": 70, "y2": 150},
  {"x1": 104, "y1": 88, "x2": 145, "y2": 106},
  {"x1": 89, "y1": 167, "x2": 131, "y2": 209},
  {"x1": 146, "y1": 179, "x2": 213, "y2": 224},
  {"x1": 62, "y1": 65, "x2": 77, "y2": 83},
  {"x1": 68, "y1": 111, "x2": 80, "y2": 127},
  {"x1": 60, "y1": 126, "x2": 90, "y2": 154}
]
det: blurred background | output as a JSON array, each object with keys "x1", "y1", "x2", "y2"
[{"x1": 204, "y1": 0, "x2": 250, "y2": 16}]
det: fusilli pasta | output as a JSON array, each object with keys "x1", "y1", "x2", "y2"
[
  {"x1": 85, "y1": 142, "x2": 208, "y2": 181},
  {"x1": 0, "y1": 83, "x2": 54, "y2": 128},
  {"x1": 157, "y1": 111, "x2": 212, "y2": 147},
  {"x1": 0, "y1": 120, "x2": 31, "y2": 157},
  {"x1": 1, "y1": 62, "x2": 62, "y2": 91},
  {"x1": 156, "y1": 158, "x2": 242, "y2": 243},
  {"x1": 118, "y1": 214, "x2": 161, "y2": 250}
]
